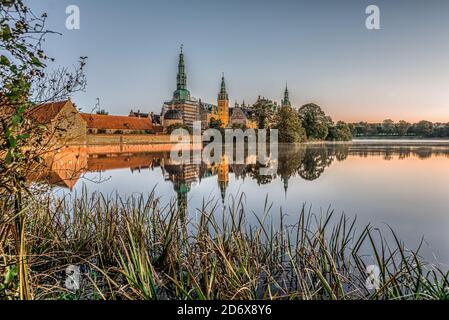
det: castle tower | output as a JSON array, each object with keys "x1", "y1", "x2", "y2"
[
  {"x1": 163, "y1": 45, "x2": 200, "y2": 129},
  {"x1": 281, "y1": 83, "x2": 291, "y2": 108},
  {"x1": 173, "y1": 44, "x2": 190, "y2": 101},
  {"x1": 217, "y1": 74, "x2": 229, "y2": 127}
]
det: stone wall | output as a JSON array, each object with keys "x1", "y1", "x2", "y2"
[
  {"x1": 85, "y1": 134, "x2": 202, "y2": 153},
  {"x1": 50, "y1": 102, "x2": 87, "y2": 146},
  {"x1": 86, "y1": 134, "x2": 173, "y2": 145},
  {"x1": 86, "y1": 143, "x2": 184, "y2": 154}
]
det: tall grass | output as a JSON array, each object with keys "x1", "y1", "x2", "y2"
[{"x1": 0, "y1": 190, "x2": 448, "y2": 300}]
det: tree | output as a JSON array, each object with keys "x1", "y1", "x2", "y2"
[
  {"x1": 274, "y1": 105, "x2": 306, "y2": 143},
  {"x1": 231, "y1": 123, "x2": 246, "y2": 130},
  {"x1": 96, "y1": 109, "x2": 108, "y2": 115},
  {"x1": 347, "y1": 123, "x2": 356, "y2": 136},
  {"x1": 441, "y1": 123, "x2": 449, "y2": 137},
  {"x1": 414, "y1": 120, "x2": 434, "y2": 137},
  {"x1": 0, "y1": 1, "x2": 86, "y2": 299},
  {"x1": 327, "y1": 121, "x2": 353, "y2": 141},
  {"x1": 208, "y1": 118, "x2": 223, "y2": 130},
  {"x1": 431, "y1": 123, "x2": 449, "y2": 138},
  {"x1": 250, "y1": 98, "x2": 276, "y2": 129},
  {"x1": 396, "y1": 120, "x2": 411, "y2": 136},
  {"x1": 298, "y1": 103, "x2": 332, "y2": 140},
  {"x1": 354, "y1": 122, "x2": 369, "y2": 136},
  {"x1": 1, "y1": 1, "x2": 86, "y2": 198},
  {"x1": 382, "y1": 119, "x2": 395, "y2": 135}
]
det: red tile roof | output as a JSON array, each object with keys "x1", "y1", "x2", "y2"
[
  {"x1": 30, "y1": 100, "x2": 70, "y2": 123},
  {"x1": 80, "y1": 113, "x2": 154, "y2": 131},
  {"x1": 152, "y1": 126, "x2": 164, "y2": 133}
]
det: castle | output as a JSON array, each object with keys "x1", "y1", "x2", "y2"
[
  {"x1": 161, "y1": 46, "x2": 257, "y2": 131},
  {"x1": 27, "y1": 46, "x2": 295, "y2": 148}
]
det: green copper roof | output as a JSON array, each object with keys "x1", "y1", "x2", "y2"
[
  {"x1": 174, "y1": 44, "x2": 191, "y2": 100},
  {"x1": 173, "y1": 88, "x2": 191, "y2": 101},
  {"x1": 282, "y1": 83, "x2": 291, "y2": 107},
  {"x1": 218, "y1": 74, "x2": 229, "y2": 101}
]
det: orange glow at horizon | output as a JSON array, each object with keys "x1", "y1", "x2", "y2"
[{"x1": 329, "y1": 107, "x2": 449, "y2": 124}]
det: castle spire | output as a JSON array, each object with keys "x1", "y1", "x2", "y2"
[
  {"x1": 217, "y1": 73, "x2": 229, "y2": 127},
  {"x1": 177, "y1": 44, "x2": 187, "y2": 90},
  {"x1": 173, "y1": 44, "x2": 190, "y2": 100},
  {"x1": 218, "y1": 73, "x2": 228, "y2": 100},
  {"x1": 282, "y1": 83, "x2": 291, "y2": 107}
]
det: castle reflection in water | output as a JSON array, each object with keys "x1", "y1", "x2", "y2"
[{"x1": 36, "y1": 142, "x2": 449, "y2": 211}]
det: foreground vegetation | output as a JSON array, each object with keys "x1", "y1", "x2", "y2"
[{"x1": 1, "y1": 191, "x2": 448, "y2": 300}]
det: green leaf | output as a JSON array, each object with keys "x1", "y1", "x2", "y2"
[
  {"x1": 17, "y1": 133, "x2": 30, "y2": 140},
  {"x1": 1, "y1": 25, "x2": 12, "y2": 41},
  {"x1": 16, "y1": 44, "x2": 26, "y2": 52},
  {"x1": 5, "y1": 151, "x2": 13, "y2": 164},
  {"x1": 30, "y1": 55, "x2": 44, "y2": 67},
  {"x1": 8, "y1": 136, "x2": 17, "y2": 148},
  {"x1": 17, "y1": 104, "x2": 26, "y2": 114},
  {"x1": 0, "y1": 55, "x2": 10, "y2": 66},
  {"x1": 12, "y1": 114, "x2": 21, "y2": 125},
  {"x1": 4, "y1": 266, "x2": 18, "y2": 285}
]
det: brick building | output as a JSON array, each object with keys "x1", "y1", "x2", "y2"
[
  {"x1": 81, "y1": 113, "x2": 162, "y2": 134},
  {"x1": 229, "y1": 101, "x2": 257, "y2": 129},
  {"x1": 30, "y1": 99, "x2": 87, "y2": 145}
]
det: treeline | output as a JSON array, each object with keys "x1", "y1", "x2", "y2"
[
  {"x1": 350, "y1": 120, "x2": 449, "y2": 138},
  {"x1": 250, "y1": 100, "x2": 352, "y2": 143}
]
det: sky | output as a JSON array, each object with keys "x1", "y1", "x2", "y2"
[{"x1": 28, "y1": 0, "x2": 449, "y2": 122}]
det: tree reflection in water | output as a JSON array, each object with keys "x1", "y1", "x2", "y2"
[
  {"x1": 35, "y1": 143, "x2": 449, "y2": 192},
  {"x1": 276, "y1": 144, "x2": 348, "y2": 182}
]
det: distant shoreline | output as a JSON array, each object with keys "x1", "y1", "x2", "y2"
[
  {"x1": 289, "y1": 138, "x2": 449, "y2": 146},
  {"x1": 353, "y1": 136, "x2": 449, "y2": 140}
]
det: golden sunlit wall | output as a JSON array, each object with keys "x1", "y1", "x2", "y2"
[
  {"x1": 218, "y1": 75, "x2": 229, "y2": 128},
  {"x1": 218, "y1": 98, "x2": 229, "y2": 127}
]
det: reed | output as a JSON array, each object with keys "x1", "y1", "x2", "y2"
[{"x1": 0, "y1": 190, "x2": 448, "y2": 300}]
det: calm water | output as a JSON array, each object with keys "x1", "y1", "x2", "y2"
[{"x1": 48, "y1": 140, "x2": 449, "y2": 266}]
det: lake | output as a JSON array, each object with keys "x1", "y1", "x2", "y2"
[{"x1": 46, "y1": 140, "x2": 449, "y2": 267}]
